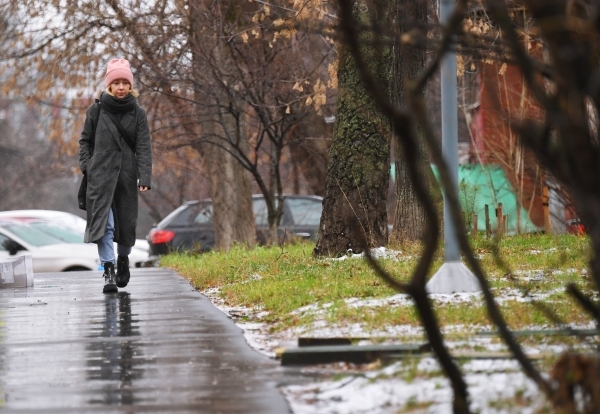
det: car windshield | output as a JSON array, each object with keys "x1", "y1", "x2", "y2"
[
  {"x1": 165, "y1": 202, "x2": 213, "y2": 226},
  {"x1": 161, "y1": 204, "x2": 195, "y2": 226},
  {"x1": 286, "y1": 198, "x2": 322, "y2": 226},
  {"x1": 0, "y1": 233, "x2": 11, "y2": 251},
  {"x1": 1, "y1": 223, "x2": 65, "y2": 246},
  {"x1": 252, "y1": 198, "x2": 291, "y2": 225},
  {"x1": 28, "y1": 222, "x2": 84, "y2": 243},
  {"x1": 253, "y1": 198, "x2": 269, "y2": 226},
  {"x1": 192, "y1": 204, "x2": 214, "y2": 224}
]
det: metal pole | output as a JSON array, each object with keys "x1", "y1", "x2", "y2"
[
  {"x1": 426, "y1": 0, "x2": 480, "y2": 293},
  {"x1": 440, "y1": 0, "x2": 460, "y2": 262}
]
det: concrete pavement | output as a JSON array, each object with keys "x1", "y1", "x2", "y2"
[{"x1": 0, "y1": 268, "x2": 293, "y2": 413}]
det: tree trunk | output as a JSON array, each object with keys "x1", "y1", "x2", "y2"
[
  {"x1": 287, "y1": 115, "x2": 332, "y2": 196},
  {"x1": 191, "y1": 1, "x2": 255, "y2": 252},
  {"x1": 314, "y1": 1, "x2": 390, "y2": 257},
  {"x1": 389, "y1": 0, "x2": 428, "y2": 245},
  {"x1": 195, "y1": 137, "x2": 255, "y2": 252}
]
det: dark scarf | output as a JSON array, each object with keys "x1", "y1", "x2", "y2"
[{"x1": 100, "y1": 92, "x2": 137, "y2": 114}]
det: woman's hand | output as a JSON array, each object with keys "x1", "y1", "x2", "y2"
[{"x1": 139, "y1": 186, "x2": 149, "y2": 192}]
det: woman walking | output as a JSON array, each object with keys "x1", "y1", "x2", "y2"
[{"x1": 79, "y1": 58, "x2": 152, "y2": 293}]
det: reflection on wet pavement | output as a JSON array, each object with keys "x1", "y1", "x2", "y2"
[
  {"x1": 0, "y1": 268, "x2": 291, "y2": 413},
  {"x1": 86, "y1": 292, "x2": 145, "y2": 406}
]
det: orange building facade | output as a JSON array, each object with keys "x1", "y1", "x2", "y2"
[{"x1": 469, "y1": 57, "x2": 548, "y2": 230}]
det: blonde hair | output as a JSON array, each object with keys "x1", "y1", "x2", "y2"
[{"x1": 105, "y1": 86, "x2": 139, "y2": 98}]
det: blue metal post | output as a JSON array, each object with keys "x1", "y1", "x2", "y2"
[
  {"x1": 426, "y1": 0, "x2": 480, "y2": 293},
  {"x1": 440, "y1": 0, "x2": 460, "y2": 262}
]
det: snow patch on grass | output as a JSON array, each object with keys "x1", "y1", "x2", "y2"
[
  {"x1": 198, "y1": 259, "x2": 593, "y2": 414},
  {"x1": 282, "y1": 358, "x2": 545, "y2": 414}
]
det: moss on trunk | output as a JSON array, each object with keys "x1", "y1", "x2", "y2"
[{"x1": 314, "y1": 1, "x2": 391, "y2": 257}]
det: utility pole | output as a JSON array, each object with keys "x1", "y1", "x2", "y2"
[{"x1": 426, "y1": 0, "x2": 480, "y2": 294}]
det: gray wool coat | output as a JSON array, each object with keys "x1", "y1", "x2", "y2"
[{"x1": 79, "y1": 99, "x2": 152, "y2": 247}]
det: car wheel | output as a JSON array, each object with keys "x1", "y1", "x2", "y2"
[{"x1": 63, "y1": 266, "x2": 92, "y2": 272}]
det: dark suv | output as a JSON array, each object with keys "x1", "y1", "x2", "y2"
[{"x1": 148, "y1": 194, "x2": 323, "y2": 255}]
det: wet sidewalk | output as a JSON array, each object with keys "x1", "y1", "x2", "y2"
[{"x1": 0, "y1": 268, "x2": 292, "y2": 413}]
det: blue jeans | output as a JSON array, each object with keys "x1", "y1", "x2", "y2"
[{"x1": 97, "y1": 208, "x2": 132, "y2": 264}]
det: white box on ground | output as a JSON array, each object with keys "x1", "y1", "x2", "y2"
[{"x1": 0, "y1": 255, "x2": 34, "y2": 288}]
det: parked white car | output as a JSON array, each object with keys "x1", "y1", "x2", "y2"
[
  {"x1": 0, "y1": 210, "x2": 150, "y2": 268},
  {"x1": 0, "y1": 219, "x2": 100, "y2": 272}
]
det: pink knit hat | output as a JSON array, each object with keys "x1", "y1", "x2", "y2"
[{"x1": 105, "y1": 58, "x2": 134, "y2": 88}]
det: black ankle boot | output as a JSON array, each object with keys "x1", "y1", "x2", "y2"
[
  {"x1": 116, "y1": 255, "x2": 130, "y2": 288},
  {"x1": 103, "y1": 262, "x2": 118, "y2": 293}
]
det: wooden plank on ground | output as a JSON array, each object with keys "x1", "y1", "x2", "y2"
[
  {"x1": 277, "y1": 343, "x2": 431, "y2": 366},
  {"x1": 298, "y1": 337, "x2": 359, "y2": 347}
]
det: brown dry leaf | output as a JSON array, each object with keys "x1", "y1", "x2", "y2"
[
  {"x1": 279, "y1": 29, "x2": 294, "y2": 39},
  {"x1": 499, "y1": 62, "x2": 507, "y2": 76},
  {"x1": 456, "y1": 55, "x2": 465, "y2": 77},
  {"x1": 312, "y1": 78, "x2": 327, "y2": 112},
  {"x1": 327, "y1": 61, "x2": 338, "y2": 89}
]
